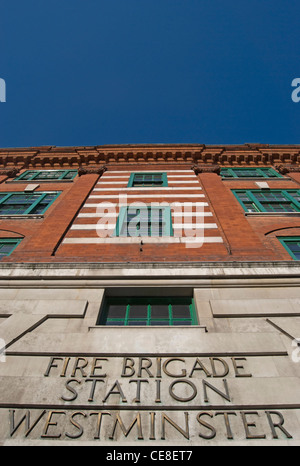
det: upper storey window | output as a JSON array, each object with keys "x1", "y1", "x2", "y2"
[
  {"x1": 0, "y1": 192, "x2": 60, "y2": 215},
  {"x1": 14, "y1": 170, "x2": 77, "y2": 181},
  {"x1": 128, "y1": 172, "x2": 168, "y2": 187},
  {"x1": 278, "y1": 237, "x2": 300, "y2": 260},
  {"x1": 221, "y1": 167, "x2": 282, "y2": 179},
  {"x1": 233, "y1": 190, "x2": 300, "y2": 213},
  {"x1": 0, "y1": 238, "x2": 22, "y2": 260}
]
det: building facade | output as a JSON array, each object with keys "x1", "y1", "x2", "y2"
[{"x1": 0, "y1": 143, "x2": 300, "y2": 445}]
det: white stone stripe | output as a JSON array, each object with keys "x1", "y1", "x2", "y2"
[
  {"x1": 88, "y1": 194, "x2": 205, "y2": 199},
  {"x1": 102, "y1": 170, "x2": 193, "y2": 174},
  {"x1": 101, "y1": 175, "x2": 197, "y2": 179},
  {"x1": 77, "y1": 211, "x2": 213, "y2": 218},
  {"x1": 70, "y1": 223, "x2": 218, "y2": 230},
  {"x1": 82, "y1": 202, "x2": 209, "y2": 208},
  {"x1": 63, "y1": 237, "x2": 223, "y2": 244},
  {"x1": 97, "y1": 180, "x2": 199, "y2": 184},
  {"x1": 93, "y1": 187, "x2": 202, "y2": 191}
]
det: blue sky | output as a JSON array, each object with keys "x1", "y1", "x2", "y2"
[{"x1": 0, "y1": 0, "x2": 299, "y2": 148}]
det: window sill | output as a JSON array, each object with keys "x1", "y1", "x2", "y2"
[
  {"x1": 245, "y1": 212, "x2": 300, "y2": 217},
  {"x1": 89, "y1": 325, "x2": 206, "y2": 330},
  {"x1": 222, "y1": 177, "x2": 286, "y2": 181},
  {"x1": 6, "y1": 179, "x2": 74, "y2": 184},
  {"x1": 0, "y1": 214, "x2": 44, "y2": 219}
]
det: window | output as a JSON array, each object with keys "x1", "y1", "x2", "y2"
[
  {"x1": 114, "y1": 206, "x2": 173, "y2": 237},
  {"x1": 221, "y1": 167, "x2": 282, "y2": 179},
  {"x1": 0, "y1": 192, "x2": 60, "y2": 215},
  {"x1": 278, "y1": 237, "x2": 300, "y2": 260},
  {"x1": 14, "y1": 170, "x2": 77, "y2": 181},
  {"x1": 232, "y1": 190, "x2": 300, "y2": 213},
  {"x1": 98, "y1": 297, "x2": 197, "y2": 326},
  {"x1": 0, "y1": 238, "x2": 22, "y2": 260},
  {"x1": 128, "y1": 173, "x2": 168, "y2": 187}
]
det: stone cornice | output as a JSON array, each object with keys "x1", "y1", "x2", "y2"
[
  {"x1": 0, "y1": 144, "x2": 299, "y2": 169},
  {"x1": 0, "y1": 262, "x2": 300, "y2": 286}
]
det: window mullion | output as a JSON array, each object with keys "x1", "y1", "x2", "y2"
[
  {"x1": 59, "y1": 170, "x2": 70, "y2": 180},
  {"x1": 169, "y1": 304, "x2": 173, "y2": 326},
  {"x1": 31, "y1": 172, "x2": 40, "y2": 180},
  {"x1": 247, "y1": 191, "x2": 266, "y2": 212},
  {"x1": 258, "y1": 168, "x2": 268, "y2": 178},
  {"x1": 229, "y1": 168, "x2": 237, "y2": 178},
  {"x1": 25, "y1": 193, "x2": 47, "y2": 214},
  {"x1": 283, "y1": 191, "x2": 300, "y2": 210},
  {"x1": 0, "y1": 193, "x2": 13, "y2": 205},
  {"x1": 125, "y1": 304, "x2": 130, "y2": 326}
]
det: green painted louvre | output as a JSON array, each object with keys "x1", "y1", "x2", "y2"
[
  {"x1": 232, "y1": 190, "x2": 300, "y2": 213},
  {"x1": 14, "y1": 170, "x2": 77, "y2": 181},
  {"x1": 221, "y1": 167, "x2": 282, "y2": 178},
  {"x1": 128, "y1": 172, "x2": 168, "y2": 187},
  {"x1": 98, "y1": 296, "x2": 198, "y2": 326},
  {"x1": 114, "y1": 206, "x2": 173, "y2": 237}
]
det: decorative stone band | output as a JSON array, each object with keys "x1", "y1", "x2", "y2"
[
  {"x1": 191, "y1": 165, "x2": 221, "y2": 175},
  {"x1": 78, "y1": 165, "x2": 108, "y2": 177}
]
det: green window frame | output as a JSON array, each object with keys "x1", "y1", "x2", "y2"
[
  {"x1": 14, "y1": 170, "x2": 77, "y2": 181},
  {"x1": 0, "y1": 238, "x2": 22, "y2": 260},
  {"x1": 278, "y1": 237, "x2": 300, "y2": 260},
  {"x1": 232, "y1": 189, "x2": 300, "y2": 213},
  {"x1": 0, "y1": 192, "x2": 61, "y2": 215},
  {"x1": 98, "y1": 296, "x2": 198, "y2": 326},
  {"x1": 128, "y1": 172, "x2": 168, "y2": 187},
  {"x1": 114, "y1": 205, "x2": 173, "y2": 237},
  {"x1": 221, "y1": 167, "x2": 282, "y2": 179}
]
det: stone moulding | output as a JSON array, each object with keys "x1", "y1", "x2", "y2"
[
  {"x1": 191, "y1": 164, "x2": 221, "y2": 175},
  {"x1": 275, "y1": 164, "x2": 300, "y2": 174},
  {"x1": 0, "y1": 144, "x2": 299, "y2": 169},
  {"x1": 78, "y1": 165, "x2": 107, "y2": 177}
]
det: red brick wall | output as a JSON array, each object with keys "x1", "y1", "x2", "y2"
[{"x1": 0, "y1": 149, "x2": 299, "y2": 263}]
